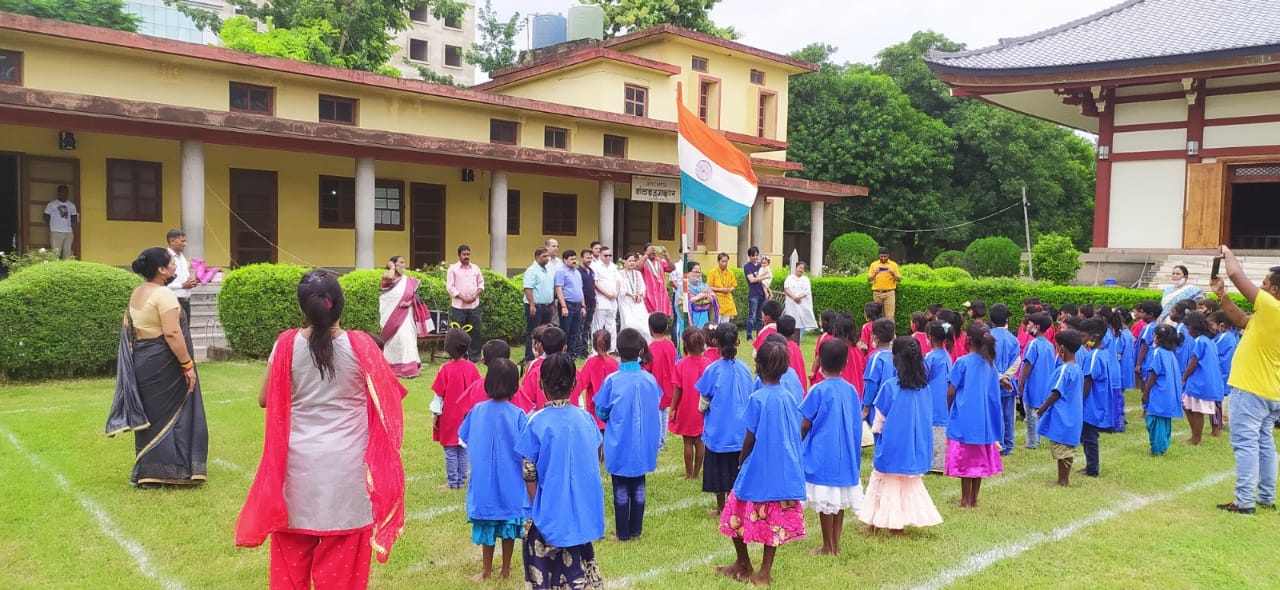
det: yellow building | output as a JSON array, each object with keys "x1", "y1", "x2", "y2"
[{"x1": 0, "y1": 15, "x2": 865, "y2": 275}]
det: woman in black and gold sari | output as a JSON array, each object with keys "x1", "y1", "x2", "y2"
[{"x1": 106, "y1": 247, "x2": 208, "y2": 487}]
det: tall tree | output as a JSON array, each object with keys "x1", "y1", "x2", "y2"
[
  {"x1": 0, "y1": 0, "x2": 140, "y2": 31},
  {"x1": 581, "y1": 0, "x2": 738, "y2": 39},
  {"x1": 873, "y1": 31, "x2": 965, "y2": 122},
  {"x1": 466, "y1": 0, "x2": 524, "y2": 74},
  {"x1": 170, "y1": 0, "x2": 466, "y2": 74}
]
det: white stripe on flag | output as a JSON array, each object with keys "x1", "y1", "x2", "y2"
[{"x1": 677, "y1": 135, "x2": 757, "y2": 209}]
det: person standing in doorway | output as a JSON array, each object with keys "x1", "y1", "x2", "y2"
[
  {"x1": 555, "y1": 250, "x2": 587, "y2": 360},
  {"x1": 446, "y1": 244, "x2": 485, "y2": 362},
  {"x1": 744, "y1": 247, "x2": 767, "y2": 340},
  {"x1": 707, "y1": 252, "x2": 738, "y2": 324},
  {"x1": 165, "y1": 229, "x2": 199, "y2": 323},
  {"x1": 641, "y1": 243, "x2": 674, "y2": 317},
  {"x1": 44, "y1": 184, "x2": 78, "y2": 259},
  {"x1": 867, "y1": 248, "x2": 901, "y2": 321},
  {"x1": 592, "y1": 246, "x2": 620, "y2": 353},
  {"x1": 522, "y1": 247, "x2": 555, "y2": 362}
]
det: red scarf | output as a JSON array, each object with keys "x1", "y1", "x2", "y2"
[
  {"x1": 235, "y1": 329, "x2": 407, "y2": 563},
  {"x1": 381, "y1": 276, "x2": 432, "y2": 342}
]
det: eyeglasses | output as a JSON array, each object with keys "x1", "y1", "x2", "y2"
[{"x1": 603, "y1": 254, "x2": 613, "y2": 258}]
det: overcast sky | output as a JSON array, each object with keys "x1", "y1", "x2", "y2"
[{"x1": 488, "y1": 0, "x2": 1123, "y2": 65}]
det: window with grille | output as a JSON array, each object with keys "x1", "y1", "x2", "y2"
[
  {"x1": 374, "y1": 180, "x2": 404, "y2": 230},
  {"x1": 691, "y1": 56, "x2": 708, "y2": 72},
  {"x1": 542, "y1": 193, "x2": 577, "y2": 235},
  {"x1": 604, "y1": 134, "x2": 628, "y2": 158},
  {"x1": 107, "y1": 159, "x2": 162, "y2": 221},
  {"x1": 624, "y1": 84, "x2": 648, "y2": 117},
  {"x1": 319, "y1": 95, "x2": 357, "y2": 124},
  {"x1": 698, "y1": 80, "x2": 718, "y2": 124},
  {"x1": 319, "y1": 176, "x2": 355, "y2": 228},
  {"x1": 230, "y1": 82, "x2": 273, "y2": 114},
  {"x1": 490, "y1": 119, "x2": 518, "y2": 144},
  {"x1": 750, "y1": 69, "x2": 765, "y2": 85},
  {"x1": 544, "y1": 127, "x2": 569, "y2": 150},
  {"x1": 0, "y1": 50, "x2": 21, "y2": 85}
]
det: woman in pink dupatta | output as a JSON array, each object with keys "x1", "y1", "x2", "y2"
[
  {"x1": 641, "y1": 243, "x2": 674, "y2": 317},
  {"x1": 380, "y1": 256, "x2": 431, "y2": 378},
  {"x1": 236, "y1": 269, "x2": 407, "y2": 589}
]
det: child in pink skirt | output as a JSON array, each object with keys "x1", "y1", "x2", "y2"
[
  {"x1": 716, "y1": 339, "x2": 806, "y2": 586},
  {"x1": 859, "y1": 336, "x2": 943, "y2": 534},
  {"x1": 946, "y1": 323, "x2": 1005, "y2": 508}
]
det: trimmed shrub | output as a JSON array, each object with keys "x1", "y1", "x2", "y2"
[
  {"x1": 934, "y1": 267, "x2": 974, "y2": 283},
  {"x1": 964, "y1": 236, "x2": 1022, "y2": 277},
  {"x1": 479, "y1": 269, "x2": 527, "y2": 342},
  {"x1": 0, "y1": 248, "x2": 63, "y2": 277},
  {"x1": 1032, "y1": 232, "x2": 1084, "y2": 285},
  {"x1": 0, "y1": 261, "x2": 141, "y2": 379},
  {"x1": 337, "y1": 270, "x2": 446, "y2": 336},
  {"x1": 217, "y1": 263, "x2": 308, "y2": 359},
  {"x1": 825, "y1": 232, "x2": 879, "y2": 274},
  {"x1": 898, "y1": 263, "x2": 937, "y2": 283},
  {"x1": 932, "y1": 250, "x2": 966, "y2": 269}
]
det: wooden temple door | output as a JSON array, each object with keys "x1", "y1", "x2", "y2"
[{"x1": 1183, "y1": 162, "x2": 1224, "y2": 249}]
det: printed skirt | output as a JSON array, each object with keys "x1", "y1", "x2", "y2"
[
  {"x1": 719, "y1": 492, "x2": 806, "y2": 546},
  {"x1": 523, "y1": 522, "x2": 603, "y2": 590}
]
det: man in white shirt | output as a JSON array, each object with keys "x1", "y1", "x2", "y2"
[
  {"x1": 544, "y1": 238, "x2": 565, "y2": 327},
  {"x1": 43, "y1": 185, "x2": 78, "y2": 259},
  {"x1": 165, "y1": 229, "x2": 199, "y2": 322},
  {"x1": 591, "y1": 245, "x2": 621, "y2": 353}
]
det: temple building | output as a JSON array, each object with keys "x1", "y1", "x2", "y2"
[
  {"x1": 0, "y1": 14, "x2": 864, "y2": 275},
  {"x1": 927, "y1": 0, "x2": 1280, "y2": 283}
]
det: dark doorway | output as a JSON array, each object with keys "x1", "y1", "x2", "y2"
[
  {"x1": 23, "y1": 156, "x2": 79, "y2": 259},
  {"x1": 410, "y1": 183, "x2": 446, "y2": 269},
  {"x1": 0, "y1": 153, "x2": 18, "y2": 256},
  {"x1": 1227, "y1": 181, "x2": 1280, "y2": 249},
  {"x1": 615, "y1": 199, "x2": 652, "y2": 257},
  {"x1": 229, "y1": 169, "x2": 278, "y2": 265}
]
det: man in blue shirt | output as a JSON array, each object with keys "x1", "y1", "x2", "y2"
[
  {"x1": 743, "y1": 246, "x2": 766, "y2": 340},
  {"x1": 555, "y1": 250, "x2": 587, "y2": 359},
  {"x1": 522, "y1": 247, "x2": 554, "y2": 361}
]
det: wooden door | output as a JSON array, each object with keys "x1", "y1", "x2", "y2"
[
  {"x1": 410, "y1": 182, "x2": 446, "y2": 269},
  {"x1": 229, "y1": 169, "x2": 278, "y2": 265},
  {"x1": 23, "y1": 156, "x2": 80, "y2": 258},
  {"x1": 1183, "y1": 163, "x2": 1225, "y2": 249},
  {"x1": 616, "y1": 200, "x2": 653, "y2": 256}
]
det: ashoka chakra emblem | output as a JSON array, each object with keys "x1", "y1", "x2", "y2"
[{"x1": 695, "y1": 160, "x2": 713, "y2": 181}]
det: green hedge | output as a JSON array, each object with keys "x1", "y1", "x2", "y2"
[
  {"x1": 0, "y1": 261, "x2": 140, "y2": 379},
  {"x1": 935, "y1": 267, "x2": 973, "y2": 282},
  {"x1": 899, "y1": 263, "x2": 937, "y2": 282},
  {"x1": 479, "y1": 269, "x2": 527, "y2": 342},
  {"x1": 217, "y1": 263, "x2": 308, "y2": 358},
  {"x1": 826, "y1": 232, "x2": 879, "y2": 274},
  {"x1": 932, "y1": 250, "x2": 966, "y2": 269},
  {"x1": 964, "y1": 236, "x2": 1022, "y2": 277},
  {"x1": 337, "y1": 270, "x2": 447, "y2": 336}
]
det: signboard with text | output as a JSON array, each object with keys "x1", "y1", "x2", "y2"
[{"x1": 631, "y1": 175, "x2": 681, "y2": 203}]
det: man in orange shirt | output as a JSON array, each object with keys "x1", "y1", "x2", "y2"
[{"x1": 866, "y1": 247, "x2": 901, "y2": 319}]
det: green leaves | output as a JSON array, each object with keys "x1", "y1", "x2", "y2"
[
  {"x1": 466, "y1": 0, "x2": 523, "y2": 74},
  {"x1": 582, "y1": 0, "x2": 738, "y2": 39},
  {"x1": 0, "y1": 0, "x2": 141, "y2": 32},
  {"x1": 1032, "y1": 232, "x2": 1084, "y2": 285}
]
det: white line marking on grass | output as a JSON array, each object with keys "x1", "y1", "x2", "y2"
[
  {"x1": 647, "y1": 496, "x2": 713, "y2": 517},
  {"x1": 911, "y1": 471, "x2": 1231, "y2": 590},
  {"x1": 211, "y1": 458, "x2": 249, "y2": 476},
  {"x1": 652, "y1": 465, "x2": 680, "y2": 476},
  {"x1": 611, "y1": 550, "x2": 733, "y2": 588},
  {"x1": 0, "y1": 397, "x2": 240, "y2": 416},
  {"x1": 0, "y1": 425, "x2": 187, "y2": 590},
  {"x1": 408, "y1": 504, "x2": 464, "y2": 521}
]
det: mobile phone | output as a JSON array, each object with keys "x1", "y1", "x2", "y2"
[{"x1": 1210, "y1": 256, "x2": 1222, "y2": 280}]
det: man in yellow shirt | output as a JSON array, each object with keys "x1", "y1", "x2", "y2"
[
  {"x1": 1210, "y1": 245, "x2": 1280, "y2": 514},
  {"x1": 706, "y1": 252, "x2": 738, "y2": 323},
  {"x1": 866, "y1": 247, "x2": 901, "y2": 319}
]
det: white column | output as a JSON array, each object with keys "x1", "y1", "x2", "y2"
[
  {"x1": 598, "y1": 180, "x2": 615, "y2": 252},
  {"x1": 489, "y1": 170, "x2": 509, "y2": 275},
  {"x1": 180, "y1": 140, "x2": 205, "y2": 260},
  {"x1": 736, "y1": 218, "x2": 750, "y2": 265},
  {"x1": 354, "y1": 157, "x2": 375, "y2": 269},
  {"x1": 810, "y1": 201, "x2": 825, "y2": 277},
  {"x1": 750, "y1": 197, "x2": 766, "y2": 255}
]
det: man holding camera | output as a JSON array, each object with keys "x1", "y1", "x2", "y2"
[{"x1": 867, "y1": 247, "x2": 901, "y2": 319}]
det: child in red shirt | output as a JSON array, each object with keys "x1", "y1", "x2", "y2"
[
  {"x1": 645, "y1": 312, "x2": 678, "y2": 451},
  {"x1": 514, "y1": 326, "x2": 566, "y2": 413},
  {"x1": 671, "y1": 327, "x2": 712, "y2": 479},
  {"x1": 462, "y1": 339, "x2": 512, "y2": 408},
  {"x1": 776, "y1": 315, "x2": 809, "y2": 392},
  {"x1": 431, "y1": 328, "x2": 482, "y2": 489},
  {"x1": 574, "y1": 330, "x2": 618, "y2": 433},
  {"x1": 752, "y1": 300, "x2": 782, "y2": 351}
]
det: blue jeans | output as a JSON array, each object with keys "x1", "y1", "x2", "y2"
[
  {"x1": 444, "y1": 445, "x2": 469, "y2": 488},
  {"x1": 1000, "y1": 395, "x2": 1016, "y2": 455},
  {"x1": 561, "y1": 301, "x2": 583, "y2": 357},
  {"x1": 746, "y1": 296, "x2": 764, "y2": 339},
  {"x1": 1230, "y1": 388, "x2": 1280, "y2": 508},
  {"x1": 658, "y1": 408, "x2": 669, "y2": 451},
  {"x1": 1081, "y1": 422, "x2": 1102, "y2": 476},
  {"x1": 611, "y1": 474, "x2": 647, "y2": 540},
  {"x1": 1025, "y1": 406, "x2": 1041, "y2": 449}
]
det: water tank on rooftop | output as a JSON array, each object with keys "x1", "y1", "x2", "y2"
[
  {"x1": 567, "y1": 4, "x2": 605, "y2": 41},
  {"x1": 531, "y1": 13, "x2": 567, "y2": 49}
]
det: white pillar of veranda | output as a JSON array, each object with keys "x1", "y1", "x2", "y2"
[
  {"x1": 489, "y1": 170, "x2": 509, "y2": 275},
  {"x1": 354, "y1": 157, "x2": 375, "y2": 269},
  {"x1": 599, "y1": 180, "x2": 615, "y2": 253},
  {"x1": 810, "y1": 201, "x2": 825, "y2": 277},
  {"x1": 179, "y1": 139, "x2": 205, "y2": 260}
]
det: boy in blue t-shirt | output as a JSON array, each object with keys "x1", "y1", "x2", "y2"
[
  {"x1": 593, "y1": 328, "x2": 663, "y2": 541},
  {"x1": 1018, "y1": 312, "x2": 1055, "y2": 450},
  {"x1": 989, "y1": 304, "x2": 1021, "y2": 456},
  {"x1": 1036, "y1": 330, "x2": 1085, "y2": 487},
  {"x1": 697, "y1": 323, "x2": 755, "y2": 514}
]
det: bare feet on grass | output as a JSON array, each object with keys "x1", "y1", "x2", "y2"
[
  {"x1": 810, "y1": 546, "x2": 833, "y2": 555},
  {"x1": 715, "y1": 563, "x2": 752, "y2": 581},
  {"x1": 749, "y1": 572, "x2": 772, "y2": 586}
]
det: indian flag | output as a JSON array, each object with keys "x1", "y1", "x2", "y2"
[{"x1": 677, "y1": 87, "x2": 759, "y2": 226}]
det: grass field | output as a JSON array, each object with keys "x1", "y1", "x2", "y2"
[{"x1": 1, "y1": 341, "x2": 1277, "y2": 590}]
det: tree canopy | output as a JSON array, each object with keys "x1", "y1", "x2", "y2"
[
  {"x1": 582, "y1": 0, "x2": 738, "y2": 39},
  {"x1": 0, "y1": 0, "x2": 140, "y2": 31},
  {"x1": 786, "y1": 34, "x2": 1097, "y2": 262},
  {"x1": 467, "y1": 0, "x2": 524, "y2": 74}
]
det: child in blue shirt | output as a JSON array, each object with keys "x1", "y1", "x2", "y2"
[
  {"x1": 1141, "y1": 325, "x2": 1184, "y2": 457},
  {"x1": 1210, "y1": 310, "x2": 1238, "y2": 433},
  {"x1": 799, "y1": 338, "x2": 862, "y2": 556},
  {"x1": 515, "y1": 353, "x2": 605, "y2": 588},
  {"x1": 862, "y1": 318, "x2": 897, "y2": 422},
  {"x1": 1180, "y1": 311, "x2": 1224, "y2": 445},
  {"x1": 1018, "y1": 312, "x2": 1055, "y2": 450},
  {"x1": 1079, "y1": 319, "x2": 1116, "y2": 478},
  {"x1": 458, "y1": 359, "x2": 528, "y2": 580},
  {"x1": 593, "y1": 328, "x2": 663, "y2": 541},
  {"x1": 716, "y1": 339, "x2": 806, "y2": 587},
  {"x1": 947, "y1": 323, "x2": 1005, "y2": 508},
  {"x1": 697, "y1": 322, "x2": 754, "y2": 515},
  {"x1": 989, "y1": 304, "x2": 1021, "y2": 456},
  {"x1": 924, "y1": 320, "x2": 955, "y2": 473},
  {"x1": 859, "y1": 335, "x2": 943, "y2": 534},
  {"x1": 1035, "y1": 330, "x2": 1085, "y2": 487},
  {"x1": 756, "y1": 333, "x2": 805, "y2": 405}
]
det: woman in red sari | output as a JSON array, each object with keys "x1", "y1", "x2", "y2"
[{"x1": 236, "y1": 269, "x2": 407, "y2": 589}]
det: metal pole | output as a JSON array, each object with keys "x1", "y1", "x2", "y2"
[{"x1": 1022, "y1": 186, "x2": 1034, "y2": 280}]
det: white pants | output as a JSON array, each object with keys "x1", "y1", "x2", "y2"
[
  {"x1": 50, "y1": 231, "x2": 73, "y2": 259},
  {"x1": 591, "y1": 306, "x2": 618, "y2": 352}
]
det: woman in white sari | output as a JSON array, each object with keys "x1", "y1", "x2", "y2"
[
  {"x1": 1158, "y1": 264, "x2": 1205, "y2": 323},
  {"x1": 783, "y1": 262, "x2": 819, "y2": 339},
  {"x1": 618, "y1": 253, "x2": 650, "y2": 341},
  {"x1": 380, "y1": 256, "x2": 428, "y2": 378}
]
